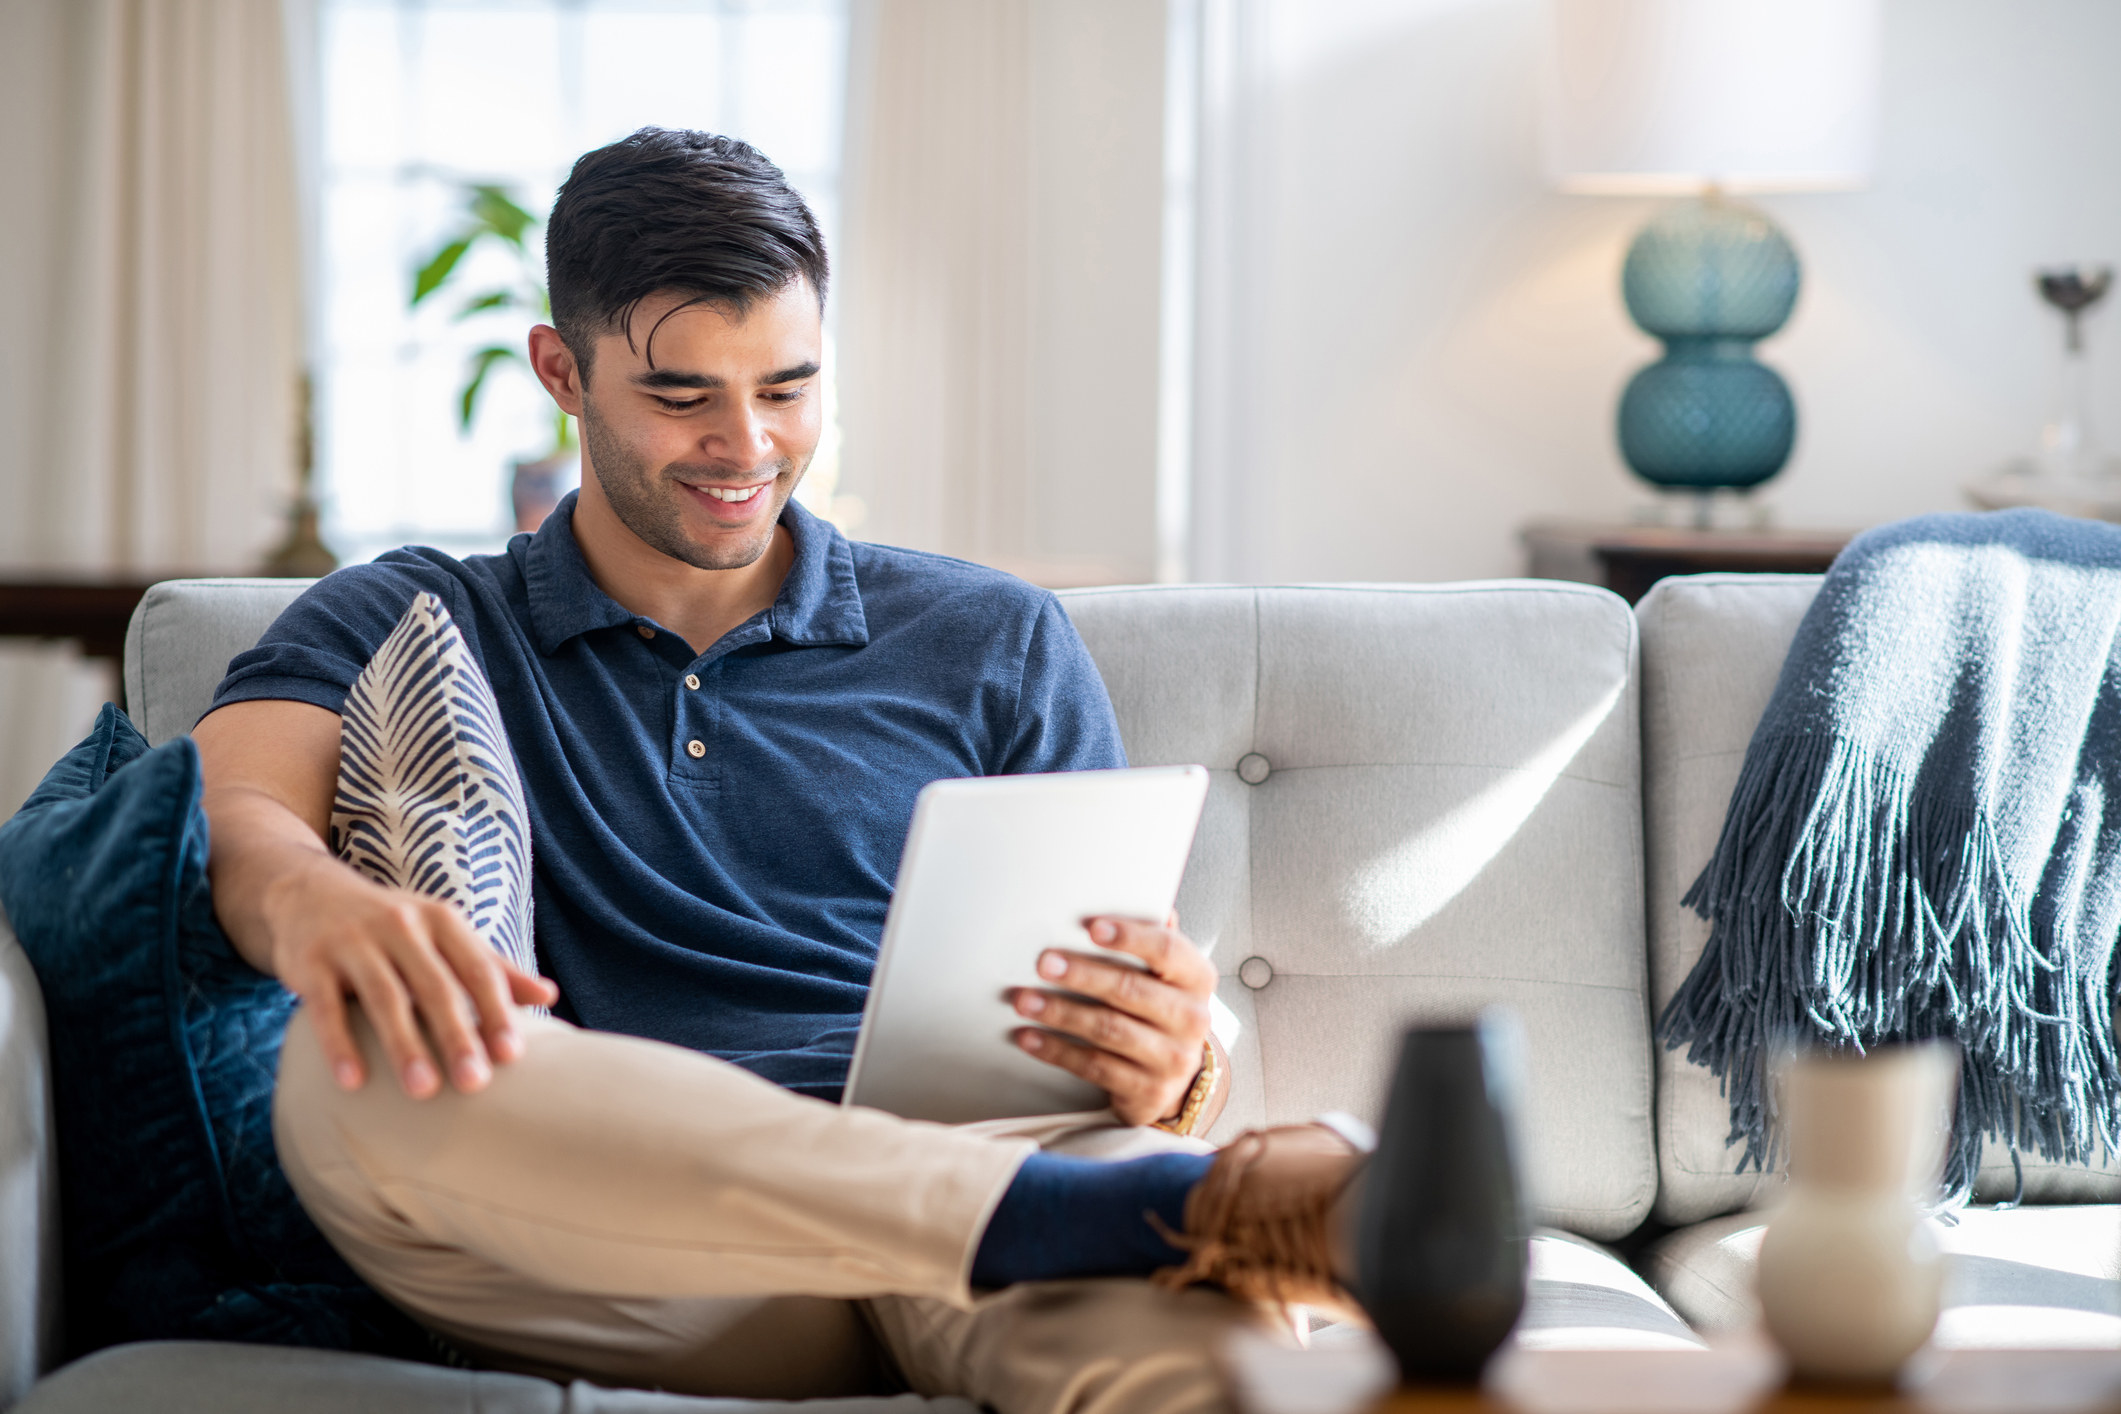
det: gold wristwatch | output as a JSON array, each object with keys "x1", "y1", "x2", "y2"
[{"x1": 1154, "y1": 1040, "x2": 1219, "y2": 1137}]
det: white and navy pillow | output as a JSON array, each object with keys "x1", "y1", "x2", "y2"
[{"x1": 329, "y1": 593, "x2": 539, "y2": 985}]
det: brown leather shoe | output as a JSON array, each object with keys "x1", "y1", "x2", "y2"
[{"x1": 1151, "y1": 1123, "x2": 1363, "y2": 1319}]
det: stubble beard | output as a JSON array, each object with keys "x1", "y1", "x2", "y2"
[{"x1": 579, "y1": 397, "x2": 804, "y2": 572}]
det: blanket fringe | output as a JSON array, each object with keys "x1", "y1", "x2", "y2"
[{"x1": 1660, "y1": 731, "x2": 2121, "y2": 1197}]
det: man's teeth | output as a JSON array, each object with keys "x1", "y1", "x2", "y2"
[{"x1": 703, "y1": 484, "x2": 764, "y2": 503}]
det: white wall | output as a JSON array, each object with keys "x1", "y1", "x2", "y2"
[{"x1": 1199, "y1": 0, "x2": 2121, "y2": 583}]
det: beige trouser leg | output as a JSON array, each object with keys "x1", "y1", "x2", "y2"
[
  {"x1": 866, "y1": 1121, "x2": 1287, "y2": 1414},
  {"x1": 277, "y1": 1009, "x2": 1284, "y2": 1410},
  {"x1": 274, "y1": 1007, "x2": 1033, "y2": 1396}
]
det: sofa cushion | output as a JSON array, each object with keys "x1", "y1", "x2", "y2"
[
  {"x1": 1644, "y1": 1206, "x2": 2121, "y2": 1348},
  {"x1": 0, "y1": 708, "x2": 424, "y2": 1358},
  {"x1": 1223, "y1": 1231, "x2": 1701, "y2": 1414},
  {"x1": 16, "y1": 1341, "x2": 976, "y2": 1414},
  {"x1": 1061, "y1": 583, "x2": 1654, "y2": 1239},
  {"x1": 1514, "y1": 1230, "x2": 1701, "y2": 1351},
  {"x1": 1638, "y1": 574, "x2": 2121, "y2": 1224}
]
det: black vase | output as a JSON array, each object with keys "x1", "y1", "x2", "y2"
[{"x1": 1353, "y1": 1013, "x2": 1530, "y2": 1382}]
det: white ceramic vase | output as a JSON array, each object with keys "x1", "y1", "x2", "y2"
[{"x1": 1755, "y1": 1044, "x2": 1958, "y2": 1383}]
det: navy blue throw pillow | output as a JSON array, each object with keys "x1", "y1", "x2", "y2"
[{"x1": 0, "y1": 704, "x2": 429, "y2": 1361}]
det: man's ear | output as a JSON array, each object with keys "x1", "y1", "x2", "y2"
[{"x1": 527, "y1": 325, "x2": 586, "y2": 417}]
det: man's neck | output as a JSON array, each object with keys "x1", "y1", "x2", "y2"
[{"x1": 570, "y1": 477, "x2": 797, "y2": 656}]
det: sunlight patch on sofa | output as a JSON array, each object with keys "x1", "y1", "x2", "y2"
[{"x1": 1339, "y1": 680, "x2": 1626, "y2": 948}]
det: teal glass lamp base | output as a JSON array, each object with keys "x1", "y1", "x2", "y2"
[
  {"x1": 1619, "y1": 344, "x2": 1795, "y2": 489},
  {"x1": 1615, "y1": 196, "x2": 1801, "y2": 491}
]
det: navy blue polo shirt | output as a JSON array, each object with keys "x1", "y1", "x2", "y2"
[{"x1": 209, "y1": 494, "x2": 1127, "y2": 1099}]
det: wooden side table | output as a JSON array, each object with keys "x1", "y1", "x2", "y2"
[
  {"x1": 0, "y1": 575, "x2": 169, "y2": 664},
  {"x1": 1521, "y1": 521, "x2": 1853, "y2": 605}
]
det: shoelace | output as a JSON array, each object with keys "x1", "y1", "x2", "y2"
[{"x1": 1149, "y1": 1129, "x2": 1342, "y2": 1306}]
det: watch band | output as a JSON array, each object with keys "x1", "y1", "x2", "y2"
[{"x1": 1153, "y1": 1040, "x2": 1219, "y2": 1137}]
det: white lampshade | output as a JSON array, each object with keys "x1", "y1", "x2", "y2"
[{"x1": 1542, "y1": 0, "x2": 1882, "y2": 194}]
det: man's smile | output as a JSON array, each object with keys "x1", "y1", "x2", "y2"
[{"x1": 676, "y1": 476, "x2": 780, "y2": 522}]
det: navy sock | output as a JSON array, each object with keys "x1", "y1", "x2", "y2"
[{"x1": 970, "y1": 1150, "x2": 1216, "y2": 1288}]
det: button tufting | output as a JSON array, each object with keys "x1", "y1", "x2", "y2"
[
  {"x1": 1236, "y1": 753, "x2": 1271, "y2": 785},
  {"x1": 684, "y1": 673, "x2": 701, "y2": 690},
  {"x1": 636, "y1": 624, "x2": 656, "y2": 640},
  {"x1": 685, "y1": 739, "x2": 706, "y2": 759},
  {"x1": 1237, "y1": 956, "x2": 1273, "y2": 990}
]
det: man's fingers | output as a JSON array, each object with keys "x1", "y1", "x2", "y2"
[
  {"x1": 1080, "y1": 917, "x2": 1218, "y2": 993},
  {"x1": 507, "y1": 967, "x2": 559, "y2": 1008},
  {"x1": 429, "y1": 915, "x2": 525, "y2": 1066},
  {"x1": 1032, "y1": 951, "x2": 1208, "y2": 1035},
  {"x1": 341, "y1": 950, "x2": 444, "y2": 1099},
  {"x1": 296, "y1": 981, "x2": 365, "y2": 1091},
  {"x1": 1014, "y1": 990, "x2": 1187, "y2": 1075},
  {"x1": 380, "y1": 921, "x2": 493, "y2": 1093},
  {"x1": 1015, "y1": 1027, "x2": 1161, "y2": 1120}
]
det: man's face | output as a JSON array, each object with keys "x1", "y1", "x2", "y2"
[{"x1": 574, "y1": 281, "x2": 823, "y2": 572}]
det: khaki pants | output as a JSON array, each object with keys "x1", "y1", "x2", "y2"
[{"x1": 274, "y1": 1010, "x2": 1274, "y2": 1414}]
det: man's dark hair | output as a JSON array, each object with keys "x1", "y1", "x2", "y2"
[{"x1": 545, "y1": 127, "x2": 828, "y2": 373}]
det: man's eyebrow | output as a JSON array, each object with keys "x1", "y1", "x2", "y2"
[
  {"x1": 630, "y1": 361, "x2": 820, "y2": 391},
  {"x1": 633, "y1": 369, "x2": 722, "y2": 390}
]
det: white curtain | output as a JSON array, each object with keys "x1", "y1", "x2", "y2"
[
  {"x1": 837, "y1": 0, "x2": 1034, "y2": 566},
  {"x1": 836, "y1": 0, "x2": 1167, "y2": 587},
  {"x1": 0, "y1": 0, "x2": 304, "y2": 815}
]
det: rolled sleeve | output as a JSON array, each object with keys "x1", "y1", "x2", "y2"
[{"x1": 204, "y1": 553, "x2": 470, "y2": 722}]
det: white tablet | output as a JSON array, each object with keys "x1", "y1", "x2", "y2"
[{"x1": 842, "y1": 765, "x2": 1210, "y2": 1124}]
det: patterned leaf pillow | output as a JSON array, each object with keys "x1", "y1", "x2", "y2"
[{"x1": 329, "y1": 592, "x2": 538, "y2": 984}]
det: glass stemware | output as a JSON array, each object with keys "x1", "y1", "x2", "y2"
[{"x1": 2034, "y1": 265, "x2": 2114, "y2": 487}]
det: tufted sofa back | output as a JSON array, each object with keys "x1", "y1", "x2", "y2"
[
  {"x1": 1059, "y1": 583, "x2": 1654, "y2": 1239},
  {"x1": 124, "y1": 576, "x2": 1662, "y2": 1237}
]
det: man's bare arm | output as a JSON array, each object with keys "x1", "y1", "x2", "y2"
[{"x1": 195, "y1": 700, "x2": 556, "y2": 1098}]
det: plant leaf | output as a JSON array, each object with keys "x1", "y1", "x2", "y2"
[
  {"x1": 469, "y1": 185, "x2": 536, "y2": 248},
  {"x1": 453, "y1": 287, "x2": 530, "y2": 320},
  {"x1": 459, "y1": 345, "x2": 525, "y2": 432},
  {"x1": 412, "y1": 237, "x2": 473, "y2": 306}
]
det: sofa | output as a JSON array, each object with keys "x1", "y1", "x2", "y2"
[{"x1": 0, "y1": 572, "x2": 2112, "y2": 1411}]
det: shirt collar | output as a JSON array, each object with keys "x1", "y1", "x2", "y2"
[
  {"x1": 522, "y1": 491, "x2": 869, "y2": 656},
  {"x1": 770, "y1": 497, "x2": 871, "y2": 648}
]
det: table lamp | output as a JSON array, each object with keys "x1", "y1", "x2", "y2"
[{"x1": 1542, "y1": 0, "x2": 1881, "y2": 512}]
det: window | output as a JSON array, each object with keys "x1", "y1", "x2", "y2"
[{"x1": 319, "y1": 0, "x2": 848, "y2": 565}]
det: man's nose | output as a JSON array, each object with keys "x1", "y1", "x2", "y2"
[{"x1": 704, "y1": 401, "x2": 774, "y2": 469}]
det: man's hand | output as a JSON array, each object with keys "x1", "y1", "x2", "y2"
[
  {"x1": 196, "y1": 699, "x2": 556, "y2": 1100},
  {"x1": 1010, "y1": 916, "x2": 1217, "y2": 1127},
  {"x1": 261, "y1": 855, "x2": 557, "y2": 1098}
]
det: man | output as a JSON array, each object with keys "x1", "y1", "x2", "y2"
[{"x1": 195, "y1": 129, "x2": 1354, "y2": 1413}]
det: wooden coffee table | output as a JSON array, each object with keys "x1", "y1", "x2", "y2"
[{"x1": 1367, "y1": 1346, "x2": 2121, "y2": 1413}]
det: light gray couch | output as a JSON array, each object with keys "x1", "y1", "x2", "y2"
[{"x1": 0, "y1": 573, "x2": 2111, "y2": 1410}]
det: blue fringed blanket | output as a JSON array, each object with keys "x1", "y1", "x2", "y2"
[{"x1": 1661, "y1": 509, "x2": 2121, "y2": 1193}]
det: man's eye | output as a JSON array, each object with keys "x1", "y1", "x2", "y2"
[
  {"x1": 653, "y1": 397, "x2": 703, "y2": 412},
  {"x1": 763, "y1": 387, "x2": 807, "y2": 404}
]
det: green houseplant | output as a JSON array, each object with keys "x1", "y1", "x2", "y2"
[{"x1": 409, "y1": 183, "x2": 576, "y2": 532}]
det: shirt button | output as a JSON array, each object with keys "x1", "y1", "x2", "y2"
[
  {"x1": 636, "y1": 624, "x2": 656, "y2": 640},
  {"x1": 686, "y1": 739, "x2": 706, "y2": 759},
  {"x1": 684, "y1": 673, "x2": 700, "y2": 690}
]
